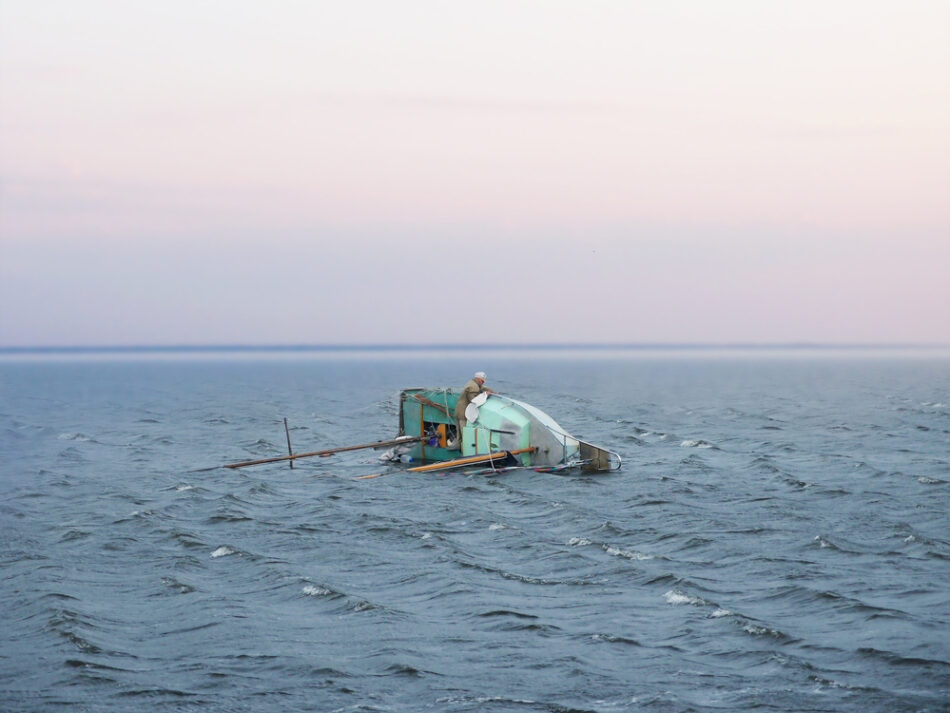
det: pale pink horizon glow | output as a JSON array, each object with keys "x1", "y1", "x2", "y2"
[{"x1": 1, "y1": 1, "x2": 948, "y2": 346}]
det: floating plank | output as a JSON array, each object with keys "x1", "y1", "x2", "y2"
[{"x1": 406, "y1": 447, "x2": 536, "y2": 473}]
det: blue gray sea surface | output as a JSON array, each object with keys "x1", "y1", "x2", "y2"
[{"x1": 1, "y1": 348, "x2": 948, "y2": 713}]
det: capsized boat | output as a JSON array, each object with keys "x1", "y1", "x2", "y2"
[{"x1": 387, "y1": 388, "x2": 621, "y2": 473}]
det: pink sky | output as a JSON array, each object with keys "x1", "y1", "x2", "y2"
[{"x1": 1, "y1": 1, "x2": 948, "y2": 345}]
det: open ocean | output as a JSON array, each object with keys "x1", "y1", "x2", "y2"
[{"x1": 1, "y1": 347, "x2": 948, "y2": 713}]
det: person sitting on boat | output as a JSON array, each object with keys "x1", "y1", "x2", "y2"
[{"x1": 452, "y1": 371, "x2": 494, "y2": 448}]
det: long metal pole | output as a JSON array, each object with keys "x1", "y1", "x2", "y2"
[{"x1": 223, "y1": 436, "x2": 425, "y2": 469}]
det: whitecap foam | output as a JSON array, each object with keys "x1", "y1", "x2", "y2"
[
  {"x1": 743, "y1": 623, "x2": 781, "y2": 637},
  {"x1": 210, "y1": 546, "x2": 236, "y2": 558},
  {"x1": 436, "y1": 697, "x2": 537, "y2": 706},
  {"x1": 606, "y1": 546, "x2": 652, "y2": 560},
  {"x1": 161, "y1": 577, "x2": 194, "y2": 594},
  {"x1": 664, "y1": 590, "x2": 705, "y2": 606},
  {"x1": 58, "y1": 432, "x2": 93, "y2": 442},
  {"x1": 711, "y1": 608, "x2": 732, "y2": 618},
  {"x1": 489, "y1": 523, "x2": 507, "y2": 531},
  {"x1": 303, "y1": 585, "x2": 331, "y2": 597},
  {"x1": 680, "y1": 439, "x2": 713, "y2": 449},
  {"x1": 176, "y1": 485, "x2": 194, "y2": 492},
  {"x1": 569, "y1": 537, "x2": 592, "y2": 547},
  {"x1": 918, "y1": 476, "x2": 941, "y2": 484},
  {"x1": 421, "y1": 532, "x2": 432, "y2": 540}
]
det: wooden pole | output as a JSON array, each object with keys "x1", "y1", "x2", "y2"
[
  {"x1": 284, "y1": 418, "x2": 294, "y2": 469},
  {"x1": 223, "y1": 436, "x2": 425, "y2": 469}
]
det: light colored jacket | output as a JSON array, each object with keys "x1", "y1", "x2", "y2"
[{"x1": 454, "y1": 379, "x2": 485, "y2": 420}]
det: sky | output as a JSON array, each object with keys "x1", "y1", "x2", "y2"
[{"x1": 1, "y1": 0, "x2": 948, "y2": 346}]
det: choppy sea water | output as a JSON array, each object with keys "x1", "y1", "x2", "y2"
[{"x1": 1, "y1": 349, "x2": 948, "y2": 713}]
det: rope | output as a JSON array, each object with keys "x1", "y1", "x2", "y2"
[{"x1": 440, "y1": 388, "x2": 456, "y2": 447}]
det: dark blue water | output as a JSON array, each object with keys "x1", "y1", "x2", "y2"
[{"x1": 2, "y1": 350, "x2": 949, "y2": 712}]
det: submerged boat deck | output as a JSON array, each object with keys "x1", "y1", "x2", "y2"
[{"x1": 398, "y1": 388, "x2": 620, "y2": 472}]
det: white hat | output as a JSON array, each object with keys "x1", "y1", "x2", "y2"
[{"x1": 474, "y1": 371, "x2": 486, "y2": 380}]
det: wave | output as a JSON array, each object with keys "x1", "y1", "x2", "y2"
[
  {"x1": 477, "y1": 609, "x2": 538, "y2": 620},
  {"x1": 664, "y1": 590, "x2": 706, "y2": 607},
  {"x1": 740, "y1": 621, "x2": 790, "y2": 639},
  {"x1": 565, "y1": 535, "x2": 655, "y2": 562},
  {"x1": 46, "y1": 611, "x2": 103, "y2": 655},
  {"x1": 302, "y1": 584, "x2": 335, "y2": 597},
  {"x1": 58, "y1": 528, "x2": 91, "y2": 543},
  {"x1": 160, "y1": 577, "x2": 195, "y2": 595},
  {"x1": 7, "y1": 356, "x2": 949, "y2": 712},
  {"x1": 207, "y1": 511, "x2": 253, "y2": 524},
  {"x1": 167, "y1": 530, "x2": 206, "y2": 549},
  {"x1": 857, "y1": 647, "x2": 950, "y2": 670},
  {"x1": 298, "y1": 579, "x2": 383, "y2": 614},
  {"x1": 679, "y1": 439, "x2": 717, "y2": 449},
  {"x1": 747, "y1": 455, "x2": 782, "y2": 472},
  {"x1": 604, "y1": 545, "x2": 653, "y2": 561},
  {"x1": 116, "y1": 688, "x2": 197, "y2": 699},
  {"x1": 810, "y1": 534, "x2": 864, "y2": 553},
  {"x1": 590, "y1": 633, "x2": 642, "y2": 646},
  {"x1": 64, "y1": 658, "x2": 133, "y2": 673},
  {"x1": 56, "y1": 432, "x2": 104, "y2": 444},
  {"x1": 475, "y1": 609, "x2": 560, "y2": 634}
]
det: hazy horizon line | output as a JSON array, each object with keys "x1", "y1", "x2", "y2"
[{"x1": 2, "y1": 342, "x2": 949, "y2": 355}]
